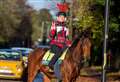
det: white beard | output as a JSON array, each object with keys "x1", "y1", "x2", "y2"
[
  {"x1": 56, "y1": 26, "x2": 63, "y2": 33},
  {"x1": 56, "y1": 26, "x2": 68, "y2": 36}
]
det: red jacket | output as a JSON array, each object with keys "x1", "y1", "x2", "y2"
[{"x1": 48, "y1": 21, "x2": 71, "y2": 48}]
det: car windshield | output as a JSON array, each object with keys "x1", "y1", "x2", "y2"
[
  {"x1": 11, "y1": 48, "x2": 33, "y2": 56},
  {"x1": 19, "y1": 50, "x2": 29, "y2": 56},
  {"x1": 0, "y1": 51, "x2": 21, "y2": 60}
]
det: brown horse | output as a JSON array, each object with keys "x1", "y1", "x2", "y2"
[
  {"x1": 61, "y1": 32, "x2": 92, "y2": 82},
  {"x1": 28, "y1": 33, "x2": 91, "y2": 82},
  {"x1": 81, "y1": 28, "x2": 92, "y2": 67}
]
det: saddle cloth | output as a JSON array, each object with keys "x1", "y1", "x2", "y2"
[{"x1": 41, "y1": 48, "x2": 68, "y2": 65}]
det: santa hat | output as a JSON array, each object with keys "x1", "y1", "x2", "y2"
[
  {"x1": 57, "y1": 12, "x2": 66, "y2": 17},
  {"x1": 56, "y1": 3, "x2": 69, "y2": 17}
]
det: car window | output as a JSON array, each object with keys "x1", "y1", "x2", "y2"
[
  {"x1": 11, "y1": 48, "x2": 33, "y2": 56},
  {"x1": 0, "y1": 51, "x2": 21, "y2": 61}
]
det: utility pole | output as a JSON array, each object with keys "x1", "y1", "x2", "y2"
[
  {"x1": 69, "y1": 2, "x2": 73, "y2": 40},
  {"x1": 102, "y1": 0, "x2": 110, "y2": 82}
]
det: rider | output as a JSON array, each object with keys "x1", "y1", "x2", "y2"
[{"x1": 48, "y1": 11, "x2": 71, "y2": 70}]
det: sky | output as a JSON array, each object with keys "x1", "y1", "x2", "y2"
[
  {"x1": 27, "y1": 0, "x2": 46, "y2": 10},
  {"x1": 27, "y1": 0, "x2": 62, "y2": 11},
  {"x1": 27, "y1": 0, "x2": 62, "y2": 18}
]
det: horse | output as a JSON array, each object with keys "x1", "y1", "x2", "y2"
[
  {"x1": 28, "y1": 32, "x2": 92, "y2": 82},
  {"x1": 81, "y1": 28, "x2": 92, "y2": 67}
]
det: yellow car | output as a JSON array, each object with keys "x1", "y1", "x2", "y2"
[
  {"x1": 0, "y1": 49, "x2": 24, "y2": 79},
  {"x1": 11, "y1": 47, "x2": 33, "y2": 67}
]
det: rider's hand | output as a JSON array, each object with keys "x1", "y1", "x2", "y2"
[
  {"x1": 66, "y1": 40, "x2": 72, "y2": 47},
  {"x1": 51, "y1": 22, "x2": 56, "y2": 30}
]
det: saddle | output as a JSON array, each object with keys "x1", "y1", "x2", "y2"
[{"x1": 41, "y1": 48, "x2": 68, "y2": 65}]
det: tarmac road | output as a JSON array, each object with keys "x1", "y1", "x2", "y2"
[
  {"x1": 0, "y1": 77, "x2": 120, "y2": 82},
  {"x1": 0, "y1": 79, "x2": 23, "y2": 82},
  {"x1": 0, "y1": 77, "x2": 27, "y2": 82}
]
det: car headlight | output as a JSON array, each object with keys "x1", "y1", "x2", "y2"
[
  {"x1": 17, "y1": 68, "x2": 22, "y2": 72},
  {"x1": 16, "y1": 65, "x2": 22, "y2": 72},
  {"x1": 23, "y1": 56, "x2": 28, "y2": 62}
]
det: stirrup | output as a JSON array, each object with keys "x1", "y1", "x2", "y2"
[
  {"x1": 47, "y1": 66, "x2": 54, "y2": 72},
  {"x1": 42, "y1": 65, "x2": 54, "y2": 73}
]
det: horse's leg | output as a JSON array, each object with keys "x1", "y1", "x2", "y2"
[
  {"x1": 43, "y1": 74, "x2": 51, "y2": 82},
  {"x1": 28, "y1": 60, "x2": 39, "y2": 82},
  {"x1": 27, "y1": 54, "x2": 41, "y2": 82},
  {"x1": 28, "y1": 48, "x2": 47, "y2": 82},
  {"x1": 61, "y1": 69, "x2": 70, "y2": 82},
  {"x1": 62, "y1": 76, "x2": 70, "y2": 82},
  {"x1": 27, "y1": 53, "x2": 33, "y2": 82},
  {"x1": 28, "y1": 54, "x2": 34, "y2": 82},
  {"x1": 28, "y1": 64, "x2": 35, "y2": 82}
]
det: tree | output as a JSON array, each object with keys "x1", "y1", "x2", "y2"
[
  {"x1": 71, "y1": 0, "x2": 105, "y2": 65},
  {"x1": 0, "y1": 0, "x2": 33, "y2": 47},
  {"x1": 72, "y1": 0, "x2": 120, "y2": 66},
  {"x1": 31, "y1": 8, "x2": 53, "y2": 44},
  {"x1": 0, "y1": 0, "x2": 21, "y2": 43},
  {"x1": 38, "y1": 9, "x2": 52, "y2": 23}
]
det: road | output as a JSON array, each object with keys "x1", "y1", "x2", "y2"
[
  {"x1": 0, "y1": 80, "x2": 23, "y2": 82},
  {"x1": 0, "y1": 76, "x2": 120, "y2": 82},
  {"x1": 0, "y1": 77, "x2": 27, "y2": 82},
  {"x1": 0, "y1": 66, "x2": 120, "y2": 82}
]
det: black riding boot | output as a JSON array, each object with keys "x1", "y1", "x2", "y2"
[{"x1": 48, "y1": 45, "x2": 66, "y2": 69}]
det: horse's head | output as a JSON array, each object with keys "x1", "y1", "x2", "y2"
[
  {"x1": 67, "y1": 35, "x2": 83, "y2": 67},
  {"x1": 69, "y1": 28, "x2": 92, "y2": 65},
  {"x1": 61, "y1": 33, "x2": 85, "y2": 82},
  {"x1": 82, "y1": 27, "x2": 92, "y2": 38},
  {"x1": 60, "y1": 28, "x2": 92, "y2": 82}
]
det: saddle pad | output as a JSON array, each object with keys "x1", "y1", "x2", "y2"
[{"x1": 42, "y1": 49, "x2": 68, "y2": 65}]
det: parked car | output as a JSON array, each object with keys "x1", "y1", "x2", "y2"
[
  {"x1": 11, "y1": 47, "x2": 33, "y2": 67},
  {"x1": 0, "y1": 49, "x2": 24, "y2": 79}
]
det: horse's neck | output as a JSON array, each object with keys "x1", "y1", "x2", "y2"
[
  {"x1": 71, "y1": 37, "x2": 91, "y2": 59},
  {"x1": 70, "y1": 40, "x2": 82, "y2": 63},
  {"x1": 69, "y1": 38, "x2": 80, "y2": 51}
]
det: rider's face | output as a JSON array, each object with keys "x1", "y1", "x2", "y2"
[{"x1": 57, "y1": 15, "x2": 66, "y2": 22}]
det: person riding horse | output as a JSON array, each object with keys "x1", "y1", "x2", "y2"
[
  {"x1": 28, "y1": 3, "x2": 91, "y2": 82},
  {"x1": 47, "y1": 11, "x2": 71, "y2": 71}
]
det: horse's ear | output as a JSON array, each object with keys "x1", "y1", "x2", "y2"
[
  {"x1": 77, "y1": 32, "x2": 82, "y2": 39},
  {"x1": 84, "y1": 27, "x2": 92, "y2": 37}
]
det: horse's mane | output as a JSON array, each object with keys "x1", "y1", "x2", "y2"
[
  {"x1": 69, "y1": 36, "x2": 80, "y2": 51},
  {"x1": 61, "y1": 34, "x2": 83, "y2": 82}
]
